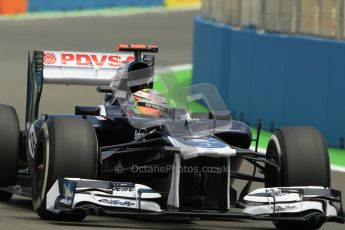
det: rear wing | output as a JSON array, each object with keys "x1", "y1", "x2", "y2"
[
  {"x1": 26, "y1": 50, "x2": 134, "y2": 128},
  {"x1": 36, "y1": 50, "x2": 134, "y2": 86}
]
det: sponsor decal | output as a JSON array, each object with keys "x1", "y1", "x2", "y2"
[
  {"x1": 265, "y1": 188, "x2": 288, "y2": 197},
  {"x1": 57, "y1": 198, "x2": 73, "y2": 206},
  {"x1": 183, "y1": 137, "x2": 227, "y2": 148},
  {"x1": 43, "y1": 51, "x2": 134, "y2": 68},
  {"x1": 113, "y1": 187, "x2": 135, "y2": 192},
  {"x1": 271, "y1": 205, "x2": 299, "y2": 212},
  {"x1": 98, "y1": 199, "x2": 135, "y2": 207},
  {"x1": 54, "y1": 179, "x2": 77, "y2": 210},
  {"x1": 54, "y1": 197, "x2": 73, "y2": 210},
  {"x1": 43, "y1": 52, "x2": 57, "y2": 65},
  {"x1": 138, "y1": 102, "x2": 166, "y2": 112}
]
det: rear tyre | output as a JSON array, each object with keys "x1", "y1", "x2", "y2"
[
  {"x1": 32, "y1": 117, "x2": 98, "y2": 221},
  {"x1": 0, "y1": 104, "x2": 20, "y2": 201},
  {"x1": 265, "y1": 126, "x2": 330, "y2": 230}
]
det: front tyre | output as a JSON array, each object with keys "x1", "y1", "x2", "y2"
[
  {"x1": 0, "y1": 105, "x2": 20, "y2": 201},
  {"x1": 32, "y1": 117, "x2": 98, "y2": 221},
  {"x1": 265, "y1": 126, "x2": 330, "y2": 230},
  {"x1": 265, "y1": 126, "x2": 330, "y2": 187}
]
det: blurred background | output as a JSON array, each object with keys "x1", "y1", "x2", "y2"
[
  {"x1": 202, "y1": 0, "x2": 345, "y2": 39},
  {"x1": 1, "y1": 0, "x2": 345, "y2": 149},
  {"x1": 0, "y1": 0, "x2": 199, "y2": 128},
  {"x1": 194, "y1": 0, "x2": 345, "y2": 149}
]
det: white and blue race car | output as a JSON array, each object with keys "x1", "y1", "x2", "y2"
[{"x1": 0, "y1": 44, "x2": 343, "y2": 229}]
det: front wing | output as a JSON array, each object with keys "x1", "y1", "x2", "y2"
[{"x1": 46, "y1": 178, "x2": 345, "y2": 224}]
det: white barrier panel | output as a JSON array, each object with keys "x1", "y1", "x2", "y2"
[
  {"x1": 319, "y1": 0, "x2": 337, "y2": 38},
  {"x1": 279, "y1": 0, "x2": 297, "y2": 33},
  {"x1": 210, "y1": 0, "x2": 224, "y2": 23},
  {"x1": 297, "y1": 0, "x2": 320, "y2": 35},
  {"x1": 227, "y1": 0, "x2": 241, "y2": 26},
  {"x1": 201, "y1": 0, "x2": 211, "y2": 19},
  {"x1": 221, "y1": 0, "x2": 233, "y2": 25},
  {"x1": 250, "y1": 0, "x2": 263, "y2": 28},
  {"x1": 240, "y1": 0, "x2": 251, "y2": 27},
  {"x1": 263, "y1": 0, "x2": 280, "y2": 32},
  {"x1": 201, "y1": 0, "x2": 345, "y2": 40},
  {"x1": 339, "y1": 0, "x2": 345, "y2": 39}
]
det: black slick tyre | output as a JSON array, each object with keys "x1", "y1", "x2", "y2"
[
  {"x1": 32, "y1": 117, "x2": 98, "y2": 221},
  {"x1": 0, "y1": 104, "x2": 20, "y2": 201},
  {"x1": 265, "y1": 126, "x2": 330, "y2": 230}
]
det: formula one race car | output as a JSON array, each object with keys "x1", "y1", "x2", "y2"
[{"x1": 0, "y1": 44, "x2": 343, "y2": 229}]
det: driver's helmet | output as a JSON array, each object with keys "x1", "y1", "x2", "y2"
[
  {"x1": 127, "y1": 89, "x2": 168, "y2": 118},
  {"x1": 112, "y1": 62, "x2": 154, "y2": 105}
]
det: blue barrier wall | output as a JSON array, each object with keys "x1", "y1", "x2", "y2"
[
  {"x1": 193, "y1": 16, "x2": 345, "y2": 147},
  {"x1": 29, "y1": 0, "x2": 163, "y2": 12}
]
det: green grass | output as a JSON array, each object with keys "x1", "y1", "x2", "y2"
[
  {"x1": 167, "y1": 67, "x2": 345, "y2": 168},
  {"x1": 154, "y1": 68, "x2": 194, "y2": 108},
  {"x1": 326, "y1": 148, "x2": 345, "y2": 168},
  {"x1": 250, "y1": 127, "x2": 272, "y2": 150}
]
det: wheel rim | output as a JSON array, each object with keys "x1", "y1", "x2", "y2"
[
  {"x1": 265, "y1": 135, "x2": 283, "y2": 187},
  {"x1": 33, "y1": 142, "x2": 46, "y2": 209}
]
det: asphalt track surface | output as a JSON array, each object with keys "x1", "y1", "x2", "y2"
[{"x1": 0, "y1": 10, "x2": 344, "y2": 230}]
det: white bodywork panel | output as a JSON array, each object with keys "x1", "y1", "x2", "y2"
[
  {"x1": 168, "y1": 136, "x2": 236, "y2": 160},
  {"x1": 244, "y1": 186, "x2": 338, "y2": 216},
  {"x1": 47, "y1": 178, "x2": 162, "y2": 213},
  {"x1": 42, "y1": 51, "x2": 134, "y2": 86}
]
